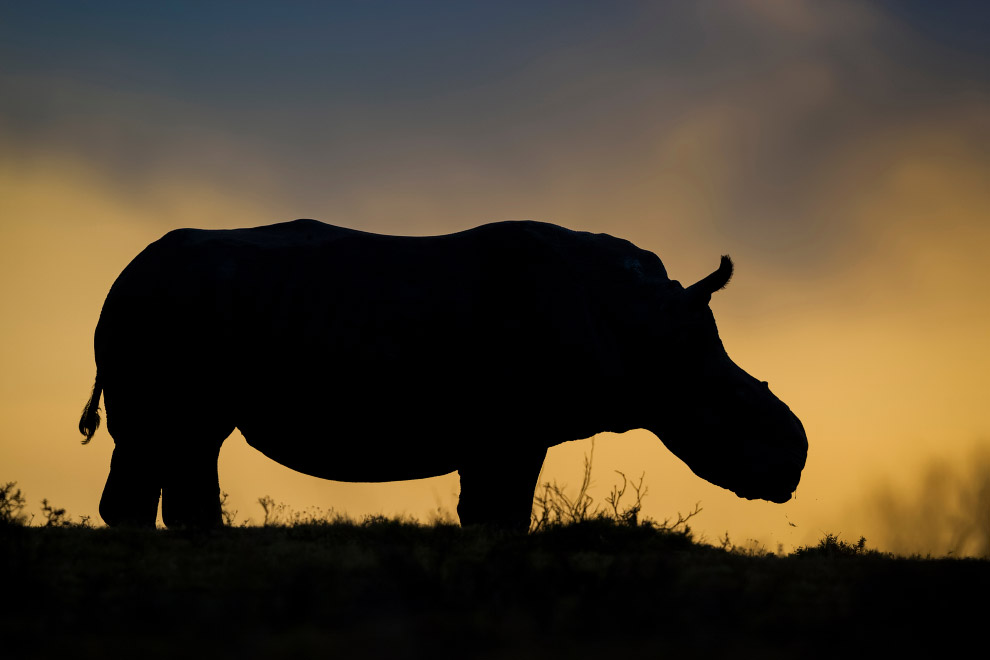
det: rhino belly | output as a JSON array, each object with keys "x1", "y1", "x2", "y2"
[{"x1": 238, "y1": 421, "x2": 463, "y2": 483}]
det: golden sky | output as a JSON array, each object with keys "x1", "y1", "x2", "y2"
[{"x1": 2, "y1": 1, "x2": 988, "y2": 554}]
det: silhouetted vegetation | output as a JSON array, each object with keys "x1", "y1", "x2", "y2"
[
  {"x1": 2, "y1": 510, "x2": 986, "y2": 657},
  {"x1": 1, "y1": 476, "x2": 987, "y2": 657},
  {"x1": 791, "y1": 533, "x2": 890, "y2": 559},
  {"x1": 0, "y1": 481, "x2": 28, "y2": 526},
  {"x1": 530, "y1": 441, "x2": 699, "y2": 534}
]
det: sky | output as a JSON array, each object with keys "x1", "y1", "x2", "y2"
[{"x1": 1, "y1": 1, "x2": 988, "y2": 554}]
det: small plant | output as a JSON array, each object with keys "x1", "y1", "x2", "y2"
[
  {"x1": 257, "y1": 495, "x2": 339, "y2": 526},
  {"x1": 530, "y1": 438, "x2": 699, "y2": 534},
  {"x1": 258, "y1": 495, "x2": 290, "y2": 526},
  {"x1": 531, "y1": 445, "x2": 597, "y2": 530},
  {"x1": 717, "y1": 532, "x2": 778, "y2": 557},
  {"x1": 604, "y1": 470, "x2": 648, "y2": 526},
  {"x1": 652, "y1": 502, "x2": 702, "y2": 536},
  {"x1": 40, "y1": 499, "x2": 72, "y2": 527},
  {"x1": 793, "y1": 533, "x2": 889, "y2": 558},
  {"x1": 220, "y1": 491, "x2": 238, "y2": 526},
  {"x1": 0, "y1": 481, "x2": 29, "y2": 526},
  {"x1": 429, "y1": 505, "x2": 457, "y2": 526}
]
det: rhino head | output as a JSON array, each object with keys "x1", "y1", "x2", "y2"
[{"x1": 648, "y1": 256, "x2": 808, "y2": 504}]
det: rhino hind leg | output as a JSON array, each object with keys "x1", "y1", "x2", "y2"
[
  {"x1": 100, "y1": 390, "x2": 166, "y2": 527},
  {"x1": 100, "y1": 444, "x2": 163, "y2": 528},
  {"x1": 160, "y1": 421, "x2": 233, "y2": 529},
  {"x1": 102, "y1": 378, "x2": 234, "y2": 529},
  {"x1": 457, "y1": 446, "x2": 547, "y2": 532}
]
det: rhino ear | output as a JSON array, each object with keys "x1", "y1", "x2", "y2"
[{"x1": 686, "y1": 255, "x2": 733, "y2": 303}]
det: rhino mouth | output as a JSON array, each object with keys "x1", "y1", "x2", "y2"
[
  {"x1": 691, "y1": 459, "x2": 801, "y2": 504},
  {"x1": 707, "y1": 445, "x2": 805, "y2": 504},
  {"x1": 734, "y1": 487, "x2": 795, "y2": 504},
  {"x1": 678, "y1": 447, "x2": 804, "y2": 505},
  {"x1": 731, "y1": 457, "x2": 804, "y2": 504},
  {"x1": 727, "y1": 420, "x2": 808, "y2": 504}
]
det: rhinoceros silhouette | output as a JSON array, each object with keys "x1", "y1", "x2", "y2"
[{"x1": 79, "y1": 219, "x2": 807, "y2": 529}]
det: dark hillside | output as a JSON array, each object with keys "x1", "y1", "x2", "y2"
[{"x1": 1, "y1": 520, "x2": 986, "y2": 659}]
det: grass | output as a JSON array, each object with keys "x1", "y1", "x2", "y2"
[{"x1": 1, "y1": 478, "x2": 988, "y2": 658}]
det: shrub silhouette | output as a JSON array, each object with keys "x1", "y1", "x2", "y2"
[
  {"x1": 530, "y1": 441, "x2": 701, "y2": 538},
  {"x1": 0, "y1": 482, "x2": 28, "y2": 526},
  {"x1": 0, "y1": 482, "x2": 93, "y2": 528},
  {"x1": 256, "y1": 495, "x2": 345, "y2": 527},
  {"x1": 39, "y1": 499, "x2": 72, "y2": 527},
  {"x1": 793, "y1": 533, "x2": 889, "y2": 558}
]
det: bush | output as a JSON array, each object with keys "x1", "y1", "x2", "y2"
[
  {"x1": 793, "y1": 533, "x2": 890, "y2": 558},
  {"x1": 0, "y1": 482, "x2": 29, "y2": 526},
  {"x1": 256, "y1": 494, "x2": 343, "y2": 526},
  {"x1": 39, "y1": 499, "x2": 72, "y2": 527},
  {"x1": 530, "y1": 440, "x2": 701, "y2": 539}
]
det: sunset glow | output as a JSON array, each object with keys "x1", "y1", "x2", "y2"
[{"x1": 1, "y1": 1, "x2": 987, "y2": 554}]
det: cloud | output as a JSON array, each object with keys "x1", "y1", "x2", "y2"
[{"x1": 4, "y1": 2, "x2": 986, "y2": 264}]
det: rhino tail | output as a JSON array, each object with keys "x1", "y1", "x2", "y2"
[{"x1": 79, "y1": 375, "x2": 103, "y2": 445}]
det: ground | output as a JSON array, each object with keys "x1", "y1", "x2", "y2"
[{"x1": 1, "y1": 519, "x2": 987, "y2": 658}]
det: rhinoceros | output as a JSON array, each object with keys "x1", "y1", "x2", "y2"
[{"x1": 79, "y1": 219, "x2": 807, "y2": 529}]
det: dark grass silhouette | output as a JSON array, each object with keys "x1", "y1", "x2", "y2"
[{"x1": 2, "y1": 480, "x2": 988, "y2": 658}]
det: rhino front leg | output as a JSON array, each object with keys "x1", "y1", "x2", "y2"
[{"x1": 457, "y1": 446, "x2": 547, "y2": 532}]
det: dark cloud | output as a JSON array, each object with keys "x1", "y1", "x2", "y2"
[
  {"x1": 879, "y1": 0, "x2": 990, "y2": 59},
  {"x1": 2, "y1": 1, "x2": 987, "y2": 270}
]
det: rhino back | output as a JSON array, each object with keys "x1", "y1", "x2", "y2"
[{"x1": 94, "y1": 220, "x2": 671, "y2": 477}]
